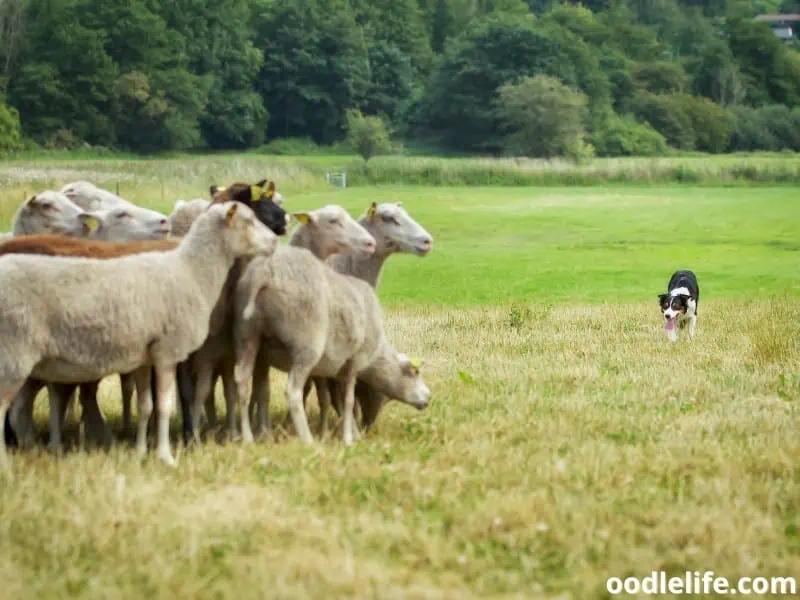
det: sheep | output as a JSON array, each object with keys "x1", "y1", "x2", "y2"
[
  {"x1": 168, "y1": 180, "x2": 286, "y2": 240},
  {"x1": 169, "y1": 199, "x2": 211, "y2": 238},
  {"x1": 187, "y1": 204, "x2": 377, "y2": 443},
  {"x1": 208, "y1": 180, "x2": 288, "y2": 236},
  {"x1": 12, "y1": 191, "x2": 102, "y2": 238},
  {"x1": 270, "y1": 201, "x2": 433, "y2": 434},
  {"x1": 12, "y1": 191, "x2": 170, "y2": 241},
  {"x1": 6, "y1": 180, "x2": 292, "y2": 451},
  {"x1": 231, "y1": 244, "x2": 388, "y2": 446},
  {"x1": 349, "y1": 349, "x2": 431, "y2": 414},
  {"x1": 0, "y1": 201, "x2": 277, "y2": 469},
  {"x1": 60, "y1": 180, "x2": 129, "y2": 210},
  {"x1": 1, "y1": 235, "x2": 181, "y2": 450},
  {"x1": 323, "y1": 202, "x2": 434, "y2": 429},
  {"x1": 60, "y1": 181, "x2": 171, "y2": 240}
]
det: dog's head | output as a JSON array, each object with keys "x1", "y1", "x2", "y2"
[{"x1": 658, "y1": 292, "x2": 693, "y2": 335}]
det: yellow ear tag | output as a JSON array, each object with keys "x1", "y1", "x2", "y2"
[
  {"x1": 84, "y1": 216, "x2": 100, "y2": 233},
  {"x1": 250, "y1": 185, "x2": 263, "y2": 202},
  {"x1": 294, "y1": 213, "x2": 310, "y2": 225},
  {"x1": 217, "y1": 186, "x2": 226, "y2": 193},
  {"x1": 367, "y1": 203, "x2": 377, "y2": 220},
  {"x1": 410, "y1": 356, "x2": 422, "y2": 370}
]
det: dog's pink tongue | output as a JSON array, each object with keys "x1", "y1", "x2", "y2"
[{"x1": 665, "y1": 319, "x2": 675, "y2": 332}]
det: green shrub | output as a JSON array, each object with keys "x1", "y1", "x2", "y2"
[
  {"x1": 630, "y1": 91, "x2": 695, "y2": 150},
  {"x1": 256, "y1": 137, "x2": 349, "y2": 156},
  {"x1": 592, "y1": 113, "x2": 667, "y2": 156},
  {"x1": 0, "y1": 100, "x2": 22, "y2": 151},
  {"x1": 728, "y1": 105, "x2": 800, "y2": 152},
  {"x1": 345, "y1": 109, "x2": 394, "y2": 163},
  {"x1": 680, "y1": 95, "x2": 734, "y2": 153},
  {"x1": 632, "y1": 61, "x2": 689, "y2": 94},
  {"x1": 495, "y1": 74, "x2": 591, "y2": 160},
  {"x1": 629, "y1": 92, "x2": 733, "y2": 153}
]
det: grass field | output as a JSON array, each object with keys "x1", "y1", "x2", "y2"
[{"x1": 0, "y1": 157, "x2": 799, "y2": 599}]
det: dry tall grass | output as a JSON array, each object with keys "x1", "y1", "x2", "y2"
[{"x1": 3, "y1": 300, "x2": 798, "y2": 599}]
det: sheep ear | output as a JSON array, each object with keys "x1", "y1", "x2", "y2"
[
  {"x1": 366, "y1": 202, "x2": 377, "y2": 220},
  {"x1": 266, "y1": 181, "x2": 276, "y2": 200},
  {"x1": 225, "y1": 203, "x2": 238, "y2": 225},
  {"x1": 64, "y1": 190, "x2": 77, "y2": 201},
  {"x1": 26, "y1": 195, "x2": 39, "y2": 206},
  {"x1": 79, "y1": 213, "x2": 102, "y2": 234},
  {"x1": 292, "y1": 212, "x2": 314, "y2": 225},
  {"x1": 250, "y1": 184, "x2": 264, "y2": 202}
]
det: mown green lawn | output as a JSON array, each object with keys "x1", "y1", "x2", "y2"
[{"x1": 292, "y1": 185, "x2": 800, "y2": 306}]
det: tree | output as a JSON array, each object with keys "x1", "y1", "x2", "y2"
[
  {"x1": 0, "y1": 0, "x2": 26, "y2": 87},
  {"x1": 495, "y1": 74, "x2": 591, "y2": 159},
  {"x1": 160, "y1": 0, "x2": 268, "y2": 148},
  {"x1": 725, "y1": 17, "x2": 800, "y2": 106},
  {"x1": 0, "y1": 98, "x2": 21, "y2": 150},
  {"x1": 255, "y1": 0, "x2": 370, "y2": 143},
  {"x1": 345, "y1": 109, "x2": 393, "y2": 162},
  {"x1": 417, "y1": 14, "x2": 609, "y2": 151},
  {"x1": 632, "y1": 62, "x2": 689, "y2": 94}
]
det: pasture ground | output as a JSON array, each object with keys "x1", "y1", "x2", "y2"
[{"x1": 0, "y1": 157, "x2": 798, "y2": 599}]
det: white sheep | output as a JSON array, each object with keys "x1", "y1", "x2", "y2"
[
  {"x1": 189, "y1": 204, "x2": 377, "y2": 441},
  {"x1": 0, "y1": 202, "x2": 277, "y2": 469},
  {"x1": 232, "y1": 242, "x2": 390, "y2": 446},
  {"x1": 12, "y1": 191, "x2": 99, "y2": 238},
  {"x1": 169, "y1": 199, "x2": 210, "y2": 237},
  {"x1": 268, "y1": 201, "x2": 434, "y2": 434},
  {"x1": 61, "y1": 180, "x2": 171, "y2": 239},
  {"x1": 12, "y1": 191, "x2": 170, "y2": 241}
]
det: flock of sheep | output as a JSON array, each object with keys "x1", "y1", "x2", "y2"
[{"x1": 0, "y1": 179, "x2": 435, "y2": 470}]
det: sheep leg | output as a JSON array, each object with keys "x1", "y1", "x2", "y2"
[
  {"x1": 153, "y1": 365, "x2": 177, "y2": 467},
  {"x1": 204, "y1": 369, "x2": 220, "y2": 429},
  {"x1": 9, "y1": 379, "x2": 45, "y2": 449},
  {"x1": 176, "y1": 361, "x2": 195, "y2": 446},
  {"x1": 146, "y1": 368, "x2": 159, "y2": 442},
  {"x1": 47, "y1": 383, "x2": 74, "y2": 453},
  {"x1": 3, "y1": 412, "x2": 16, "y2": 449},
  {"x1": 234, "y1": 337, "x2": 260, "y2": 444},
  {"x1": 119, "y1": 373, "x2": 135, "y2": 438},
  {"x1": 341, "y1": 375, "x2": 358, "y2": 447},
  {"x1": 78, "y1": 381, "x2": 110, "y2": 447},
  {"x1": 251, "y1": 348, "x2": 271, "y2": 437},
  {"x1": 0, "y1": 380, "x2": 26, "y2": 471},
  {"x1": 314, "y1": 378, "x2": 331, "y2": 439},
  {"x1": 280, "y1": 380, "x2": 314, "y2": 432},
  {"x1": 286, "y1": 367, "x2": 314, "y2": 445},
  {"x1": 221, "y1": 361, "x2": 238, "y2": 439},
  {"x1": 133, "y1": 367, "x2": 153, "y2": 458},
  {"x1": 357, "y1": 381, "x2": 385, "y2": 430},
  {"x1": 191, "y1": 362, "x2": 215, "y2": 443}
]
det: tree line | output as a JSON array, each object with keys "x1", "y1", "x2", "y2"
[{"x1": 2, "y1": 0, "x2": 800, "y2": 157}]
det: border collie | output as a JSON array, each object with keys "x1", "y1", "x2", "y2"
[{"x1": 658, "y1": 270, "x2": 699, "y2": 342}]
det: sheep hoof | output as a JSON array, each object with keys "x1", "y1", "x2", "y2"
[
  {"x1": 157, "y1": 451, "x2": 177, "y2": 467},
  {"x1": 241, "y1": 430, "x2": 255, "y2": 445}
]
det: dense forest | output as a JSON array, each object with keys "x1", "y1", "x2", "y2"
[{"x1": 2, "y1": 0, "x2": 800, "y2": 157}]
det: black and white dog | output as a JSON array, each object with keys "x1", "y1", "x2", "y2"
[{"x1": 658, "y1": 270, "x2": 699, "y2": 342}]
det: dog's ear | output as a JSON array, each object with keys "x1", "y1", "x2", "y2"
[{"x1": 658, "y1": 293, "x2": 668, "y2": 306}]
